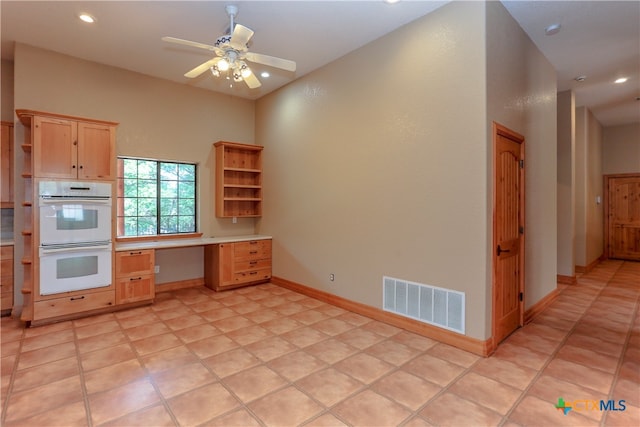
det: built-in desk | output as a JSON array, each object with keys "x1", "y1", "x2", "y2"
[
  {"x1": 115, "y1": 235, "x2": 271, "y2": 252},
  {"x1": 116, "y1": 235, "x2": 273, "y2": 292}
]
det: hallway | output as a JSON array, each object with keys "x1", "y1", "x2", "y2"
[{"x1": 1, "y1": 260, "x2": 638, "y2": 426}]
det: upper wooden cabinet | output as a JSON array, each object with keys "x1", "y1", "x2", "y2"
[
  {"x1": 17, "y1": 110, "x2": 117, "y2": 180},
  {"x1": 1, "y1": 121, "x2": 14, "y2": 207},
  {"x1": 214, "y1": 141, "x2": 263, "y2": 218}
]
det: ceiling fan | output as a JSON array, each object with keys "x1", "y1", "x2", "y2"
[{"x1": 162, "y1": 4, "x2": 296, "y2": 89}]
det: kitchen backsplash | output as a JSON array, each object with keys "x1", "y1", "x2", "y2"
[{"x1": 1, "y1": 208, "x2": 14, "y2": 240}]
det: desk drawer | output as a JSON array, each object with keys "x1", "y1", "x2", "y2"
[
  {"x1": 235, "y1": 258, "x2": 271, "y2": 272},
  {"x1": 234, "y1": 268, "x2": 271, "y2": 284},
  {"x1": 234, "y1": 240, "x2": 271, "y2": 260}
]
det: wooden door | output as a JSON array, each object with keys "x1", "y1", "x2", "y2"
[
  {"x1": 77, "y1": 122, "x2": 115, "y2": 180},
  {"x1": 33, "y1": 116, "x2": 77, "y2": 178},
  {"x1": 606, "y1": 174, "x2": 640, "y2": 261},
  {"x1": 492, "y1": 123, "x2": 525, "y2": 346}
]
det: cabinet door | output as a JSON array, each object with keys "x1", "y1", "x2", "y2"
[
  {"x1": 33, "y1": 116, "x2": 78, "y2": 179},
  {"x1": 116, "y1": 250, "x2": 155, "y2": 277},
  {"x1": 116, "y1": 275, "x2": 155, "y2": 304},
  {"x1": 77, "y1": 122, "x2": 115, "y2": 180},
  {"x1": 1, "y1": 123, "x2": 13, "y2": 205},
  {"x1": 218, "y1": 243, "x2": 235, "y2": 287}
]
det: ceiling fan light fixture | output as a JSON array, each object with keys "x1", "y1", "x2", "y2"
[
  {"x1": 241, "y1": 66, "x2": 252, "y2": 79},
  {"x1": 210, "y1": 66, "x2": 220, "y2": 77},
  {"x1": 217, "y1": 58, "x2": 230, "y2": 71}
]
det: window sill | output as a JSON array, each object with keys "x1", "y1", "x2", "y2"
[{"x1": 116, "y1": 233, "x2": 203, "y2": 243}]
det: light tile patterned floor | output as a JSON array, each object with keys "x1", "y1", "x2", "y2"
[{"x1": 1, "y1": 260, "x2": 638, "y2": 426}]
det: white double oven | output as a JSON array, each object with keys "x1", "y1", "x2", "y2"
[{"x1": 38, "y1": 181, "x2": 112, "y2": 295}]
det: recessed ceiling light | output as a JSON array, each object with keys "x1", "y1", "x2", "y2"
[
  {"x1": 544, "y1": 24, "x2": 561, "y2": 36},
  {"x1": 261, "y1": 71, "x2": 270, "y2": 78},
  {"x1": 79, "y1": 13, "x2": 95, "y2": 23},
  {"x1": 614, "y1": 77, "x2": 628, "y2": 84},
  {"x1": 384, "y1": 0, "x2": 401, "y2": 4},
  {"x1": 574, "y1": 75, "x2": 587, "y2": 82}
]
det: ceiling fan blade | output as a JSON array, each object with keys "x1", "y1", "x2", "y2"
[
  {"x1": 245, "y1": 52, "x2": 296, "y2": 72},
  {"x1": 184, "y1": 58, "x2": 220, "y2": 78},
  {"x1": 243, "y1": 68, "x2": 262, "y2": 89},
  {"x1": 162, "y1": 36, "x2": 215, "y2": 51},
  {"x1": 230, "y1": 24, "x2": 254, "y2": 49}
]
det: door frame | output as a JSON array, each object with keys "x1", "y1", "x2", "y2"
[
  {"x1": 603, "y1": 172, "x2": 640, "y2": 260},
  {"x1": 491, "y1": 122, "x2": 526, "y2": 348}
]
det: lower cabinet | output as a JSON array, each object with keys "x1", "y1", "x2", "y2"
[
  {"x1": 205, "y1": 239, "x2": 272, "y2": 291},
  {"x1": 1, "y1": 246, "x2": 14, "y2": 315},
  {"x1": 115, "y1": 249, "x2": 155, "y2": 304},
  {"x1": 34, "y1": 291, "x2": 115, "y2": 320}
]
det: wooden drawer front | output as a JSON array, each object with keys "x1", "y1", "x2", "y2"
[
  {"x1": 1, "y1": 293, "x2": 13, "y2": 310},
  {"x1": 34, "y1": 290, "x2": 115, "y2": 320},
  {"x1": 234, "y1": 268, "x2": 271, "y2": 284},
  {"x1": 116, "y1": 250, "x2": 154, "y2": 277},
  {"x1": 234, "y1": 240, "x2": 271, "y2": 261},
  {"x1": 0, "y1": 280, "x2": 13, "y2": 293},
  {"x1": 1, "y1": 258, "x2": 13, "y2": 280},
  {"x1": 116, "y1": 274, "x2": 155, "y2": 305},
  {"x1": 1, "y1": 246, "x2": 13, "y2": 259},
  {"x1": 235, "y1": 258, "x2": 271, "y2": 272}
]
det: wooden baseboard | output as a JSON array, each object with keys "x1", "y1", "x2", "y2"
[
  {"x1": 524, "y1": 287, "x2": 559, "y2": 324},
  {"x1": 557, "y1": 274, "x2": 577, "y2": 285},
  {"x1": 575, "y1": 255, "x2": 604, "y2": 274},
  {"x1": 156, "y1": 278, "x2": 205, "y2": 293},
  {"x1": 271, "y1": 276, "x2": 493, "y2": 357}
]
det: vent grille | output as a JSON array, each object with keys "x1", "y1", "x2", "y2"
[{"x1": 383, "y1": 276, "x2": 465, "y2": 334}]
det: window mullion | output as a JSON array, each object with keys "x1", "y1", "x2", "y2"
[{"x1": 157, "y1": 162, "x2": 162, "y2": 235}]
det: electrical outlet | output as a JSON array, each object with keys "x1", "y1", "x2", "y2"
[
  {"x1": 329, "y1": 273, "x2": 335, "y2": 282},
  {"x1": 232, "y1": 216, "x2": 238, "y2": 224},
  {"x1": 154, "y1": 265, "x2": 160, "y2": 274}
]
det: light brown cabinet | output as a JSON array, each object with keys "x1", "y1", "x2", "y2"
[
  {"x1": 30, "y1": 114, "x2": 116, "y2": 180},
  {"x1": 115, "y1": 250, "x2": 155, "y2": 304},
  {"x1": 1, "y1": 246, "x2": 14, "y2": 314},
  {"x1": 1, "y1": 121, "x2": 14, "y2": 207},
  {"x1": 205, "y1": 239, "x2": 271, "y2": 291},
  {"x1": 16, "y1": 110, "x2": 119, "y2": 324},
  {"x1": 214, "y1": 141, "x2": 263, "y2": 218}
]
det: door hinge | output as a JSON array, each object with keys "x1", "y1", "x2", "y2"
[
  {"x1": 519, "y1": 226, "x2": 524, "y2": 235},
  {"x1": 519, "y1": 292, "x2": 523, "y2": 302},
  {"x1": 519, "y1": 159, "x2": 524, "y2": 169}
]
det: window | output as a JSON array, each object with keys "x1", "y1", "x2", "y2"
[{"x1": 117, "y1": 157, "x2": 197, "y2": 236}]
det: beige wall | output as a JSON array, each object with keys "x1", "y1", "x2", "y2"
[
  {"x1": 486, "y1": 1, "x2": 558, "y2": 312},
  {"x1": 257, "y1": 1, "x2": 557, "y2": 341},
  {"x1": 575, "y1": 106, "x2": 604, "y2": 267},
  {"x1": 556, "y1": 90, "x2": 575, "y2": 278},
  {"x1": 11, "y1": 44, "x2": 256, "y2": 305},
  {"x1": 602, "y1": 123, "x2": 640, "y2": 175},
  {"x1": 1, "y1": 59, "x2": 14, "y2": 121}
]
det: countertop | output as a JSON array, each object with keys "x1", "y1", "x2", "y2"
[{"x1": 115, "y1": 234, "x2": 271, "y2": 251}]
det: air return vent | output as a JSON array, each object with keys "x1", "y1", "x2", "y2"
[{"x1": 383, "y1": 276, "x2": 465, "y2": 334}]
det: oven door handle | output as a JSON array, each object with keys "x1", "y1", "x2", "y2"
[
  {"x1": 40, "y1": 243, "x2": 112, "y2": 255},
  {"x1": 40, "y1": 197, "x2": 111, "y2": 205}
]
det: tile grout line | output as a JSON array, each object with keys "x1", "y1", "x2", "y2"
[
  {"x1": 600, "y1": 265, "x2": 640, "y2": 427},
  {"x1": 0, "y1": 321, "x2": 26, "y2": 426},
  {"x1": 73, "y1": 320, "x2": 96, "y2": 427}
]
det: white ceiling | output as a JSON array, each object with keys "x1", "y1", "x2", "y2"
[{"x1": 2, "y1": 1, "x2": 639, "y2": 127}]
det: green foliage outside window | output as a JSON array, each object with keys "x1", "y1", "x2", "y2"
[{"x1": 117, "y1": 158, "x2": 196, "y2": 236}]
